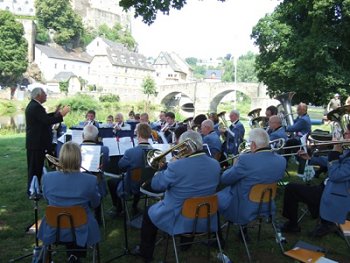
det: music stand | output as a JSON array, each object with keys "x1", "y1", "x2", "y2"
[
  {"x1": 105, "y1": 172, "x2": 133, "y2": 262},
  {"x1": 9, "y1": 177, "x2": 42, "y2": 262}
]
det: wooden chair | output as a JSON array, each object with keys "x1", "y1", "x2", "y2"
[
  {"x1": 337, "y1": 220, "x2": 350, "y2": 249},
  {"x1": 163, "y1": 194, "x2": 225, "y2": 263},
  {"x1": 225, "y1": 183, "x2": 284, "y2": 263},
  {"x1": 41, "y1": 205, "x2": 100, "y2": 263}
]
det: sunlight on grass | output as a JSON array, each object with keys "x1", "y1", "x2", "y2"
[{"x1": 108, "y1": 228, "x2": 122, "y2": 238}]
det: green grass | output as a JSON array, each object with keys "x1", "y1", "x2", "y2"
[{"x1": 0, "y1": 134, "x2": 349, "y2": 262}]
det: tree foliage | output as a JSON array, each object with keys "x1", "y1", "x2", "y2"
[
  {"x1": 119, "y1": 0, "x2": 225, "y2": 25},
  {"x1": 97, "y1": 23, "x2": 136, "y2": 50},
  {"x1": 35, "y1": 0, "x2": 83, "y2": 46},
  {"x1": 0, "y1": 10, "x2": 28, "y2": 88},
  {"x1": 252, "y1": 0, "x2": 350, "y2": 105},
  {"x1": 142, "y1": 75, "x2": 157, "y2": 98}
]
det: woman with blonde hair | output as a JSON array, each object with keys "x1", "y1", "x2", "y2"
[{"x1": 38, "y1": 142, "x2": 101, "y2": 262}]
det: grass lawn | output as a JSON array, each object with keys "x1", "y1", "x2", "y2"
[{"x1": 0, "y1": 134, "x2": 349, "y2": 263}]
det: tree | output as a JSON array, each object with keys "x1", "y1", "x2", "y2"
[
  {"x1": 35, "y1": 0, "x2": 83, "y2": 46},
  {"x1": 119, "y1": 0, "x2": 225, "y2": 25},
  {"x1": 237, "y1": 52, "x2": 258, "y2": 83},
  {"x1": 252, "y1": 0, "x2": 350, "y2": 105},
  {"x1": 97, "y1": 23, "x2": 136, "y2": 50},
  {"x1": 142, "y1": 75, "x2": 157, "y2": 111},
  {"x1": 0, "y1": 11, "x2": 28, "y2": 89}
]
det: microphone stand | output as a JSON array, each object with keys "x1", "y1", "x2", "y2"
[
  {"x1": 9, "y1": 193, "x2": 42, "y2": 262},
  {"x1": 105, "y1": 172, "x2": 133, "y2": 262}
]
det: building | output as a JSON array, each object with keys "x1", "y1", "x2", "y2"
[
  {"x1": 0, "y1": 0, "x2": 35, "y2": 16},
  {"x1": 86, "y1": 37, "x2": 155, "y2": 100},
  {"x1": 204, "y1": 69, "x2": 223, "y2": 82},
  {"x1": 153, "y1": 51, "x2": 194, "y2": 85}
]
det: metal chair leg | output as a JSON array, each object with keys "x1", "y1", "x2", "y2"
[
  {"x1": 216, "y1": 232, "x2": 225, "y2": 263},
  {"x1": 172, "y1": 236, "x2": 179, "y2": 263},
  {"x1": 240, "y1": 225, "x2": 252, "y2": 263},
  {"x1": 272, "y1": 221, "x2": 285, "y2": 253}
]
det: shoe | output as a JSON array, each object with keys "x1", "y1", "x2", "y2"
[
  {"x1": 309, "y1": 223, "x2": 337, "y2": 238},
  {"x1": 131, "y1": 245, "x2": 152, "y2": 263},
  {"x1": 296, "y1": 173, "x2": 305, "y2": 178},
  {"x1": 67, "y1": 254, "x2": 81, "y2": 263},
  {"x1": 280, "y1": 222, "x2": 301, "y2": 233}
]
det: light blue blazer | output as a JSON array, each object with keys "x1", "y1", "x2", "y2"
[
  {"x1": 148, "y1": 152, "x2": 220, "y2": 235},
  {"x1": 203, "y1": 131, "x2": 222, "y2": 157},
  {"x1": 320, "y1": 151, "x2": 350, "y2": 224},
  {"x1": 218, "y1": 149, "x2": 286, "y2": 225},
  {"x1": 269, "y1": 126, "x2": 288, "y2": 142},
  {"x1": 223, "y1": 120, "x2": 245, "y2": 155},
  {"x1": 38, "y1": 171, "x2": 101, "y2": 246},
  {"x1": 117, "y1": 143, "x2": 152, "y2": 197}
]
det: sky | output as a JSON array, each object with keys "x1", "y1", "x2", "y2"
[{"x1": 131, "y1": 0, "x2": 280, "y2": 59}]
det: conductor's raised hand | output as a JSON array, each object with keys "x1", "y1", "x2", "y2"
[{"x1": 60, "y1": 105, "x2": 70, "y2": 117}]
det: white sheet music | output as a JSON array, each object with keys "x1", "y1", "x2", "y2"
[
  {"x1": 151, "y1": 143, "x2": 171, "y2": 162},
  {"x1": 158, "y1": 131, "x2": 168, "y2": 144},
  {"x1": 102, "y1": 138, "x2": 119, "y2": 156},
  {"x1": 118, "y1": 137, "x2": 134, "y2": 155},
  {"x1": 81, "y1": 145, "x2": 101, "y2": 172},
  {"x1": 71, "y1": 130, "x2": 83, "y2": 144}
]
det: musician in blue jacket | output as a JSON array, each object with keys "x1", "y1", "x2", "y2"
[
  {"x1": 107, "y1": 123, "x2": 152, "y2": 217},
  {"x1": 201, "y1": 119, "x2": 222, "y2": 160},
  {"x1": 218, "y1": 128, "x2": 286, "y2": 225},
  {"x1": 134, "y1": 131, "x2": 221, "y2": 262},
  {"x1": 281, "y1": 125, "x2": 350, "y2": 237},
  {"x1": 220, "y1": 110, "x2": 245, "y2": 156},
  {"x1": 38, "y1": 142, "x2": 100, "y2": 261},
  {"x1": 268, "y1": 115, "x2": 288, "y2": 142}
]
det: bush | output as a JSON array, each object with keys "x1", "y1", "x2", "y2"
[
  {"x1": 99, "y1": 94, "x2": 120, "y2": 103},
  {"x1": 59, "y1": 94, "x2": 99, "y2": 111},
  {"x1": 0, "y1": 100, "x2": 17, "y2": 114}
]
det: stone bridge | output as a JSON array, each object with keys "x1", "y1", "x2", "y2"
[{"x1": 156, "y1": 81, "x2": 274, "y2": 115}]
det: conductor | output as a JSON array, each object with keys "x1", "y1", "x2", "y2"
[{"x1": 25, "y1": 87, "x2": 70, "y2": 194}]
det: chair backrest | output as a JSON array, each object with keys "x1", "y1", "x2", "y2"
[
  {"x1": 131, "y1": 168, "x2": 142, "y2": 182},
  {"x1": 45, "y1": 206, "x2": 87, "y2": 229},
  {"x1": 249, "y1": 183, "x2": 277, "y2": 203},
  {"x1": 182, "y1": 195, "x2": 218, "y2": 219}
]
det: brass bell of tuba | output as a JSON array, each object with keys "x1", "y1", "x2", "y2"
[{"x1": 275, "y1": 92, "x2": 295, "y2": 127}]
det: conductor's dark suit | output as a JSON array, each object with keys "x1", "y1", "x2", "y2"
[{"x1": 25, "y1": 99, "x2": 63, "y2": 193}]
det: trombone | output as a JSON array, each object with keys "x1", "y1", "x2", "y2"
[
  {"x1": 220, "y1": 138, "x2": 286, "y2": 164},
  {"x1": 147, "y1": 138, "x2": 197, "y2": 170}
]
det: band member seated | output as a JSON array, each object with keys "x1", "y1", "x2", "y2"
[
  {"x1": 268, "y1": 115, "x2": 288, "y2": 141},
  {"x1": 281, "y1": 124, "x2": 350, "y2": 237},
  {"x1": 38, "y1": 142, "x2": 101, "y2": 261},
  {"x1": 107, "y1": 123, "x2": 152, "y2": 217},
  {"x1": 201, "y1": 119, "x2": 222, "y2": 160},
  {"x1": 114, "y1": 113, "x2": 131, "y2": 131},
  {"x1": 152, "y1": 111, "x2": 167, "y2": 131},
  {"x1": 105, "y1": 115, "x2": 114, "y2": 128},
  {"x1": 217, "y1": 128, "x2": 286, "y2": 229},
  {"x1": 132, "y1": 131, "x2": 220, "y2": 262},
  {"x1": 284, "y1": 102, "x2": 312, "y2": 176},
  {"x1": 79, "y1": 110, "x2": 99, "y2": 128},
  {"x1": 220, "y1": 110, "x2": 245, "y2": 156},
  {"x1": 265, "y1": 105, "x2": 278, "y2": 119},
  {"x1": 139, "y1": 112, "x2": 159, "y2": 142},
  {"x1": 161, "y1": 111, "x2": 178, "y2": 143}
]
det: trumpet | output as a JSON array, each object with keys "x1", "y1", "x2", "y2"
[{"x1": 147, "y1": 138, "x2": 197, "y2": 170}]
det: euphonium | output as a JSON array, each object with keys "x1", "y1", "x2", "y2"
[
  {"x1": 147, "y1": 138, "x2": 197, "y2": 170},
  {"x1": 217, "y1": 111, "x2": 228, "y2": 130}
]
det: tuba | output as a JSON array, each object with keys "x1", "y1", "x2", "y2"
[
  {"x1": 147, "y1": 138, "x2": 197, "y2": 170},
  {"x1": 275, "y1": 92, "x2": 295, "y2": 127},
  {"x1": 217, "y1": 111, "x2": 228, "y2": 130},
  {"x1": 327, "y1": 105, "x2": 350, "y2": 138}
]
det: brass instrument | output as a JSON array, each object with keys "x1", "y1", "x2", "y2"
[
  {"x1": 217, "y1": 111, "x2": 228, "y2": 130},
  {"x1": 183, "y1": 117, "x2": 194, "y2": 130},
  {"x1": 192, "y1": 114, "x2": 207, "y2": 131},
  {"x1": 220, "y1": 138, "x2": 286, "y2": 164},
  {"x1": 327, "y1": 105, "x2": 350, "y2": 138},
  {"x1": 248, "y1": 108, "x2": 269, "y2": 129},
  {"x1": 275, "y1": 92, "x2": 295, "y2": 127},
  {"x1": 146, "y1": 138, "x2": 197, "y2": 169},
  {"x1": 45, "y1": 154, "x2": 90, "y2": 172},
  {"x1": 248, "y1": 108, "x2": 262, "y2": 119}
]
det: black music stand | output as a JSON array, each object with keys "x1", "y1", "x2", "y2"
[
  {"x1": 105, "y1": 172, "x2": 133, "y2": 262},
  {"x1": 9, "y1": 187, "x2": 42, "y2": 262}
]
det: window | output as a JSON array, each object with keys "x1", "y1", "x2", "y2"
[
  {"x1": 54, "y1": 63, "x2": 57, "y2": 69},
  {"x1": 63, "y1": 64, "x2": 66, "y2": 70},
  {"x1": 124, "y1": 68, "x2": 128, "y2": 73}
]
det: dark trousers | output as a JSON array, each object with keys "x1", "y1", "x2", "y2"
[
  {"x1": 140, "y1": 207, "x2": 158, "y2": 261},
  {"x1": 107, "y1": 178, "x2": 140, "y2": 212},
  {"x1": 282, "y1": 183, "x2": 324, "y2": 225},
  {"x1": 26, "y1": 149, "x2": 45, "y2": 195}
]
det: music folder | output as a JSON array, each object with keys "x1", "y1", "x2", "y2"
[
  {"x1": 284, "y1": 247, "x2": 324, "y2": 263},
  {"x1": 81, "y1": 145, "x2": 101, "y2": 172}
]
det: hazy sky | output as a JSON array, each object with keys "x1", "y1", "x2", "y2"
[{"x1": 131, "y1": 0, "x2": 280, "y2": 59}]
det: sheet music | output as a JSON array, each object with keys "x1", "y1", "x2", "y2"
[
  {"x1": 118, "y1": 137, "x2": 134, "y2": 155},
  {"x1": 102, "y1": 138, "x2": 119, "y2": 156},
  {"x1": 158, "y1": 131, "x2": 168, "y2": 144},
  {"x1": 133, "y1": 138, "x2": 153, "y2": 147},
  {"x1": 71, "y1": 130, "x2": 83, "y2": 144},
  {"x1": 81, "y1": 145, "x2": 101, "y2": 172}
]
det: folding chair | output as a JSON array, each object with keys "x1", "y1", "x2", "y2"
[
  {"x1": 41, "y1": 205, "x2": 100, "y2": 263},
  {"x1": 225, "y1": 183, "x2": 284, "y2": 263},
  {"x1": 163, "y1": 194, "x2": 225, "y2": 263},
  {"x1": 337, "y1": 220, "x2": 350, "y2": 249}
]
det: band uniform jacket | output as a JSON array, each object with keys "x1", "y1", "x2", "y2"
[
  {"x1": 218, "y1": 149, "x2": 286, "y2": 225},
  {"x1": 320, "y1": 150, "x2": 350, "y2": 224},
  {"x1": 117, "y1": 143, "x2": 152, "y2": 197},
  {"x1": 223, "y1": 120, "x2": 245, "y2": 155},
  {"x1": 25, "y1": 99, "x2": 63, "y2": 151},
  {"x1": 148, "y1": 152, "x2": 220, "y2": 235},
  {"x1": 269, "y1": 126, "x2": 288, "y2": 142},
  {"x1": 285, "y1": 114, "x2": 311, "y2": 137},
  {"x1": 203, "y1": 131, "x2": 222, "y2": 157},
  {"x1": 38, "y1": 171, "x2": 101, "y2": 247}
]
